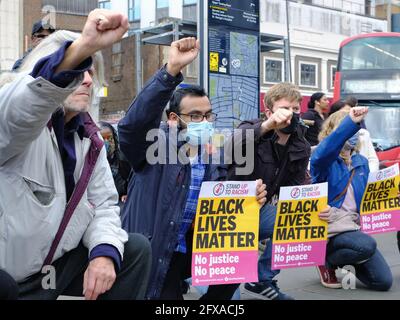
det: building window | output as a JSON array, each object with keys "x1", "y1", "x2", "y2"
[
  {"x1": 43, "y1": 0, "x2": 98, "y2": 14},
  {"x1": 156, "y1": 0, "x2": 169, "y2": 21},
  {"x1": 330, "y1": 65, "x2": 337, "y2": 90},
  {"x1": 128, "y1": 0, "x2": 140, "y2": 21},
  {"x1": 99, "y1": 0, "x2": 111, "y2": 10},
  {"x1": 112, "y1": 42, "x2": 123, "y2": 81},
  {"x1": 157, "y1": 0, "x2": 169, "y2": 8},
  {"x1": 186, "y1": 59, "x2": 198, "y2": 78},
  {"x1": 183, "y1": 0, "x2": 197, "y2": 21},
  {"x1": 299, "y1": 62, "x2": 318, "y2": 88},
  {"x1": 264, "y1": 58, "x2": 283, "y2": 84}
]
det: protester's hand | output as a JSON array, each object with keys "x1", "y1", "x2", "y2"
[
  {"x1": 83, "y1": 257, "x2": 116, "y2": 300},
  {"x1": 349, "y1": 106, "x2": 368, "y2": 123},
  {"x1": 167, "y1": 37, "x2": 200, "y2": 76},
  {"x1": 261, "y1": 108, "x2": 293, "y2": 133},
  {"x1": 256, "y1": 179, "x2": 267, "y2": 207},
  {"x1": 56, "y1": 9, "x2": 128, "y2": 73},
  {"x1": 79, "y1": 9, "x2": 128, "y2": 55},
  {"x1": 318, "y1": 205, "x2": 331, "y2": 221},
  {"x1": 121, "y1": 195, "x2": 127, "y2": 203}
]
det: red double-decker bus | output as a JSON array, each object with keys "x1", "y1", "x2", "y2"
[{"x1": 334, "y1": 32, "x2": 400, "y2": 168}]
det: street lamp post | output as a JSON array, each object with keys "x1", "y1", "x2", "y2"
[
  {"x1": 388, "y1": 0, "x2": 392, "y2": 32},
  {"x1": 285, "y1": 0, "x2": 292, "y2": 82}
]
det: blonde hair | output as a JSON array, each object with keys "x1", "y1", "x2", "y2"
[
  {"x1": 319, "y1": 110, "x2": 360, "y2": 163},
  {"x1": 264, "y1": 82, "x2": 302, "y2": 111},
  {"x1": 0, "y1": 30, "x2": 105, "y2": 95}
]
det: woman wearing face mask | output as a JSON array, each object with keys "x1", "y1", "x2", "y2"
[
  {"x1": 310, "y1": 107, "x2": 393, "y2": 292},
  {"x1": 302, "y1": 92, "x2": 330, "y2": 146},
  {"x1": 329, "y1": 100, "x2": 379, "y2": 172},
  {"x1": 99, "y1": 121, "x2": 132, "y2": 205}
]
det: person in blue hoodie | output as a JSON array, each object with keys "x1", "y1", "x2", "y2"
[{"x1": 311, "y1": 107, "x2": 392, "y2": 291}]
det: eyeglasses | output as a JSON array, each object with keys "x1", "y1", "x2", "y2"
[
  {"x1": 178, "y1": 112, "x2": 217, "y2": 123},
  {"x1": 33, "y1": 34, "x2": 48, "y2": 39}
]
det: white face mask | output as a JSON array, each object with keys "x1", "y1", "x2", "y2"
[{"x1": 182, "y1": 121, "x2": 215, "y2": 146}]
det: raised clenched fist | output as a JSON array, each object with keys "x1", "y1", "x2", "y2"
[
  {"x1": 166, "y1": 37, "x2": 201, "y2": 76},
  {"x1": 349, "y1": 106, "x2": 368, "y2": 124},
  {"x1": 79, "y1": 9, "x2": 129, "y2": 56},
  {"x1": 261, "y1": 108, "x2": 293, "y2": 132}
]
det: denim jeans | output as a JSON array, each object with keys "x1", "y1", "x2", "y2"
[
  {"x1": 326, "y1": 230, "x2": 393, "y2": 291},
  {"x1": 258, "y1": 204, "x2": 279, "y2": 282}
]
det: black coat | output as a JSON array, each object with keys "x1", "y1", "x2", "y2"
[
  {"x1": 302, "y1": 109, "x2": 325, "y2": 146},
  {"x1": 227, "y1": 119, "x2": 311, "y2": 203}
]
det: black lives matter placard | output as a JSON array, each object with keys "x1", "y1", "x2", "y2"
[
  {"x1": 192, "y1": 181, "x2": 259, "y2": 286},
  {"x1": 272, "y1": 183, "x2": 328, "y2": 270},
  {"x1": 361, "y1": 164, "x2": 400, "y2": 234}
]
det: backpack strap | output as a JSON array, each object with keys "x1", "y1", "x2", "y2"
[
  {"x1": 43, "y1": 133, "x2": 103, "y2": 266},
  {"x1": 333, "y1": 169, "x2": 356, "y2": 202}
]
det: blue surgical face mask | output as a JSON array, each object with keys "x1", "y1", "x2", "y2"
[
  {"x1": 347, "y1": 132, "x2": 359, "y2": 148},
  {"x1": 183, "y1": 121, "x2": 215, "y2": 146},
  {"x1": 104, "y1": 140, "x2": 111, "y2": 154}
]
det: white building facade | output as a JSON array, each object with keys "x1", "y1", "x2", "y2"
[
  {"x1": 98, "y1": 0, "x2": 388, "y2": 100},
  {"x1": 0, "y1": 0, "x2": 23, "y2": 73},
  {"x1": 261, "y1": 0, "x2": 387, "y2": 100}
]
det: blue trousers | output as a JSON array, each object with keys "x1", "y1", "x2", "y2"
[
  {"x1": 326, "y1": 230, "x2": 392, "y2": 291},
  {"x1": 258, "y1": 204, "x2": 279, "y2": 282}
]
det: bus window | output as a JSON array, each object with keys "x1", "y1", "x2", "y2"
[
  {"x1": 364, "y1": 106, "x2": 400, "y2": 151},
  {"x1": 341, "y1": 37, "x2": 400, "y2": 70}
]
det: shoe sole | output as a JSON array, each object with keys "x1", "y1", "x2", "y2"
[
  {"x1": 319, "y1": 282, "x2": 342, "y2": 289},
  {"x1": 316, "y1": 269, "x2": 342, "y2": 289},
  {"x1": 242, "y1": 287, "x2": 276, "y2": 300}
]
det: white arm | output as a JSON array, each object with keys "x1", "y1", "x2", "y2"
[
  {"x1": 359, "y1": 129, "x2": 379, "y2": 173},
  {"x1": 0, "y1": 75, "x2": 82, "y2": 166}
]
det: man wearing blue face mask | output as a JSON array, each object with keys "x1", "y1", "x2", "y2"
[
  {"x1": 167, "y1": 85, "x2": 216, "y2": 149},
  {"x1": 118, "y1": 38, "x2": 268, "y2": 300}
]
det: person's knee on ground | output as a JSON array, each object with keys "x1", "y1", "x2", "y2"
[
  {"x1": 367, "y1": 272, "x2": 393, "y2": 292},
  {"x1": 0, "y1": 270, "x2": 19, "y2": 300}
]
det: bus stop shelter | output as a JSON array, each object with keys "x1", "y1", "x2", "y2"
[{"x1": 131, "y1": 19, "x2": 290, "y2": 91}]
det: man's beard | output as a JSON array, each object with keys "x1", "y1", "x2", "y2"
[{"x1": 63, "y1": 97, "x2": 92, "y2": 114}]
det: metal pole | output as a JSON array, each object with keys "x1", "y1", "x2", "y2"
[
  {"x1": 198, "y1": 0, "x2": 206, "y2": 89},
  {"x1": 173, "y1": 20, "x2": 180, "y2": 42},
  {"x1": 135, "y1": 31, "x2": 143, "y2": 93},
  {"x1": 387, "y1": 0, "x2": 392, "y2": 32},
  {"x1": 285, "y1": 0, "x2": 292, "y2": 82},
  {"x1": 284, "y1": 38, "x2": 290, "y2": 82}
]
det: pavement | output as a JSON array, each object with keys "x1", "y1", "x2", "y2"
[{"x1": 184, "y1": 232, "x2": 400, "y2": 300}]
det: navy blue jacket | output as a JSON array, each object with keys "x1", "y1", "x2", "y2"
[
  {"x1": 310, "y1": 116, "x2": 369, "y2": 211},
  {"x1": 118, "y1": 67, "x2": 227, "y2": 299}
]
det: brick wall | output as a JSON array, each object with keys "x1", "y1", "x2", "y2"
[
  {"x1": 22, "y1": 0, "x2": 90, "y2": 52},
  {"x1": 100, "y1": 35, "x2": 165, "y2": 116}
]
